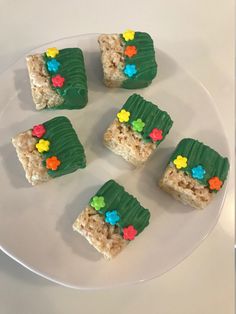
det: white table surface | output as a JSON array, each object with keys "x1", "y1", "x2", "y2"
[{"x1": 0, "y1": 0, "x2": 234, "y2": 313}]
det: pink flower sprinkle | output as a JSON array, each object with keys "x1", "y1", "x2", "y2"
[
  {"x1": 51, "y1": 74, "x2": 65, "y2": 88},
  {"x1": 32, "y1": 124, "x2": 46, "y2": 138},
  {"x1": 149, "y1": 128, "x2": 163, "y2": 142},
  {"x1": 123, "y1": 225, "x2": 137, "y2": 241}
]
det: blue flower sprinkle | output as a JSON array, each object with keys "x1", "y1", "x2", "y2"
[
  {"x1": 105, "y1": 210, "x2": 120, "y2": 225},
  {"x1": 123, "y1": 64, "x2": 137, "y2": 78},
  {"x1": 191, "y1": 165, "x2": 206, "y2": 180},
  {"x1": 47, "y1": 59, "x2": 60, "y2": 73}
]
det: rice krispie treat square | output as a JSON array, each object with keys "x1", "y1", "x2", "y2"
[
  {"x1": 98, "y1": 30, "x2": 157, "y2": 89},
  {"x1": 26, "y1": 47, "x2": 88, "y2": 110},
  {"x1": 104, "y1": 93, "x2": 173, "y2": 166},
  {"x1": 73, "y1": 179, "x2": 150, "y2": 259},
  {"x1": 159, "y1": 138, "x2": 229, "y2": 209},
  {"x1": 12, "y1": 116, "x2": 86, "y2": 185}
]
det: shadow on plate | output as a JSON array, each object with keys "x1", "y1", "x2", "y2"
[
  {"x1": 83, "y1": 50, "x2": 104, "y2": 92},
  {"x1": 0, "y1": 250, "x2": 52, "y2": 287},
  {"x1": 14, "y1": 68, "x2": 34, "y2": 112},
  {"x1": 56, "y1": 184, "x2": 102, "y2": 262},
  {"x1": 0, "y1": 142, "x2": 31, "y2": 189},
  {"x1": 85, "y1": 107, "x2": 116, "y2": 152},
  {"x1": 156, "y1": 49, "x2": 178, "y2": 82}
]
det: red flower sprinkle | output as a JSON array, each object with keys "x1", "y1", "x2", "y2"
[
  {"x1": 32, "y1": 124, "x2": 46, "y2": 138},
  {"x1": 124, "y1": 45, "x2": 137, "y2": 58},
  {"x1": 149, "y1": 128, "x2": 163, "y2": 142},
  {"x1": 208, "y1": 176, "x2": 223, "y2": 191},
  {"x1": 51, "y1": 74, "x2": 65, "y2": 88},
  {"x1": 123, "y1": 225, "x2": 137, "y2": 241},
  {"x1": 46, "y1": 156, "x2": 61, "y2": 171}
]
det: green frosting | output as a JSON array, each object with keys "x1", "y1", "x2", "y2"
[
  {"x1": 40, "y1": 116, "x2": 86, "y2": 177},
  {"x1": 122, "y1": 93, "x2": 173, "y2": 145},
  {"x1": 90, "y1": 180, "x2": 150, "y2": 235},
  {"x1": 120, "y1": 32, "x2": 157, "y2": 89},
  {"x1": 44, "y1": 48, "x2": 88, "y2": 109},
  {"x1": 169, "y1": 138, "x2": 229, "y2": 189}
]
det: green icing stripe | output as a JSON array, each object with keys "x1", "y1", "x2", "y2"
[
  {"x1": 44, "y1": 48, "x2": 88, "y2": 109},
  {"x1": 90, "y1": 180, "x2": 150, "y2": 235},
  {"x1": 122, "y1": 94, "x2": 173, "y2": 144},
  {"x1": 38, "y1": 116, "x2": 86, "y2": 177},
  {"x1": 120, "y1": 32, "x2": 157, "y2": 89},
  {"x1": 169, "y1": 138, "x2": 229, "y2": 188}
]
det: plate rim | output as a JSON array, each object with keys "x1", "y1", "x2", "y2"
[{"x1": 0, "y1": 33, "x2": 231, "y2": 289}]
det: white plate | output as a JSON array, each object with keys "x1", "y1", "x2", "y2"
[{"x1": 0, "y1": 34, "x2": 229, "y2": 289}]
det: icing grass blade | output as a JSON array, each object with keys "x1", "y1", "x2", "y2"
[
  {"x1": 169, "y1": 138, "x2": 229, "y2": 189},
  {"x1": 42, "y1": 116, "x2": 86, "y2": 177},
  {"x1": 121, "y1": 32, "x2": 157, "y2": 89},
  {"x1": 44, "y1": 48, "x2": 88, "y2": 109},
  {"x1": 122, "y1": 93, "x2": 173, "y2": 144},
  {"x1": 89, "y1": 180, "x2": 150, "y2": 236}
]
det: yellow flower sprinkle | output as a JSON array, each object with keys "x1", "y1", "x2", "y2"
[
  {"x1": 173, "y1": 155, "x2": 188, "y2": 169},
  {"x1": 46, "y1": 47, "x2": 59, "y2": 58},
  {"x1": 117, "y1": 109, "x2": 130, "y2": 123},
  {"x1": 36, "y1": 139, "x2": 50, "y2": 153},
  {"x1": 122, "y1": 30, "x2": 135, "y2": 41}
]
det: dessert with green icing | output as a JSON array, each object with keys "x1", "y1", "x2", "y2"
[
  {"x1": 98, "y1": 30, "x2": 157, "y2": 88},
  {"x1": 12, "y1": 116, "x2": 86, "y2": 185},
  {"x1": 26, "y1": 47, "x2": 88, "y2": 110},
  {"x1": 73, "y1": 179, "x2": 150, "y2": 259},
  {"x1": 104, "y1": 93, "x2": 173, "y2": 166},
  {"x1": 159, "y1": 138, "x2": 229, "y2": 209}
]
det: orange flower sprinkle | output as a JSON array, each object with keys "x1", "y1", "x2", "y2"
[
  {"x1": 124, "y1": 45, "x2": 137, "y2": 58},
  {"x1": 46, "y1": 156, "x2": 61, "y2": 171},
  {"x1": 208, "y1": 176, "x2": 222, "y2": 191}
]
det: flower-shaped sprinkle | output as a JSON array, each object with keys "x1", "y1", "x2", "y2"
[
  {"x1": 47, "y1": 59, "x2": 60, "y2": 73},
  {"x1": 46, "y1": 47, "x2": 59, "y2": 58},
  {"x1": 124, "y1": 45, "x2": 137, "y2": 58},
  {"x1": 117, "y1": 109, "x2": 130, "y2": 123},
  {"x1": 105, "y1": 210, "x2": 120, "y2": 225},
  {"x1": 46, "y1": 156, "x2": 61, "y2": 171},
  {"x1": 52, "y1": 74, "x2": 65, "y2": 88},
  {"x1": 208, "y1": 176, "x2": 223, "y2": 191},
  {"x1": 32, "y1": 124, "x2": 46, "y2": 138},
  {"x1": 123, "y1": 64, "x2": 137, "y2": 78},
  {"x1": 90, "y1": 196, "x2": 105, "y2": 211},
  {"x1": 132, "y1": 119, "x2": 145, "y2": 132},
  {"x1": 36, "y1": 139, "x2": 50, "y2": 153},
  {"x1": 173, "y1": 155, "x2": 188, "y2": 169},
  {"x1": 149, "y1": 128, "x2": 163, "y2": 142},
  {"x1": 191, "y1": 165, "x2": 206, "y2": 180},
  {"x1": 123, "y1": 225, "x2": 137, "y2": 241},
  {"x1": 122, "y1": 30, "x2": 135, "y2": 41}
]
